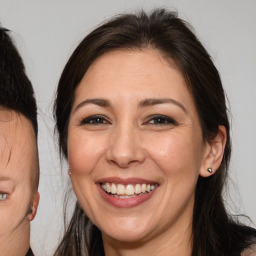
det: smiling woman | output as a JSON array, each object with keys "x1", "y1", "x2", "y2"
[{"x1": 53, "y1": 9, "x2": 256, "y2": 256}]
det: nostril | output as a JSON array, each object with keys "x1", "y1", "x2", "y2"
[
  {"x1": 108, "y1": 156, "x2": 145, "y2": 169},
  {"x1": 108, "y1": 158, "x2": 135, "y2": 168}
]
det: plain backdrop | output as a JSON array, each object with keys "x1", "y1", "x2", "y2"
[{"x1": 0, "y1": 0, "x2": 255, "y2": 255}]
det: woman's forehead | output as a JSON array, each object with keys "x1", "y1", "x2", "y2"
[
  {"x1": 77, "y1": 50, "x2": 186, "y2": 96},
  {"x1": 73, "y1": 49, "x2": 197, "y2": 115}
]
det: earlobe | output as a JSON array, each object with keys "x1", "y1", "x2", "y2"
[
  {"x1": 199, "y1": 125, "x2": 227, "y2": 178},
  {"x1": 27, "y1": 192, "x2": 40, "y2": 221}
]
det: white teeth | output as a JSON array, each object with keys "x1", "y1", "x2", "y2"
[
  {"x1": 113, "y1": 194, "x2": 138, "y2": 199},
  {"x1": 106, "y1": 183, "x2": 111, "y2": 193},
  {"x1": 141, "y1": 184, "x2": 146, "y2": 193},
  {"x1": 135, "y1": 184, "x2": 142, "y2": 194},
  {"x1": 126, "y1": 184, "x2": 134, "y2": 195},
  {"x1": 110, "y1": 183, "x2": 117, "y2": 194},
  {"x1": 101, "y1": 182, "x2": 157, "y2": 197},
  {"x1": 117, "y1": 184, "x2": 125, "y2": 195}
]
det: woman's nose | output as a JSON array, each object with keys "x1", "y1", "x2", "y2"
[{"x1": 106, "y1": 124, "x2": 146, "y2": 168}]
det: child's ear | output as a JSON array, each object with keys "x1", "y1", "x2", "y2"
[
  {"x1": 199, "y1": 125, "x2": 227, "y2": 177},
  {"x1": 27, "y1": 192, "x2": 40, "y2": 221}
]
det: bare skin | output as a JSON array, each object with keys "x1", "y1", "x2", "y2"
[
  {"x1": 0, "y1": 110, "x2": 39, "y2": 256},
  {"x1": 67, "y1": 49, "x2": 226, "y2": 256}
]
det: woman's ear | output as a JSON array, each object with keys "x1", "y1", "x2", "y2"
[
  {"x1": 199, "y1": 125, "x2": 227, "y2": 178},
  {"x1": 27, "y1": 192, "x2": 40, "y2": 221}
]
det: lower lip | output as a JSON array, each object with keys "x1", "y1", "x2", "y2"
[{"x1": 97, "y1": 184, "x2": 158, "y2": 208}]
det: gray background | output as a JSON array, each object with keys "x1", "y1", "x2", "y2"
[{"x1": 0, "y1": 0, "x2": 255, "y2": 255}]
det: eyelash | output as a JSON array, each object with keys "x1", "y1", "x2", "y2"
[
  {"x1": 0, "y1": 193, "x2": 8, "y2": 201},
  {"x1": 146, "y1": 115, "x2": 177, "y2": 126},
  {"x1": 79, "y1": 114, "x2": 177, "y2": 126},
  {"x1": 79, "y1": 115, "x2": 110, "y2": 125}
]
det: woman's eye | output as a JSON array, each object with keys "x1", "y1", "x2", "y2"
[
  {"x1": 0, "y1": 193, "x2": 8, "y2": 201},
  {"x1": 147, "y1": 115, "x2": 177, "y2": 125},
  {"x1": 80, "y1": 115, "x2": 109, "y2": 125}
]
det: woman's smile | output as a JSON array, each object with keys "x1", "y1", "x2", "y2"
[
  {"x1": 67, "y1": 48, "x2": 207, "y2": 243},
  {"x1": 53, "y1": 9, "x2": 251, "y2": 255},
  {"x1": 96, "y1": 177, "x2": 159, "y2": 208}
]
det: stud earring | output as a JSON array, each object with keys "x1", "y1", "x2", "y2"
[
  {"x1": 68, "y1": 169, "x2": 71, "y2": 176},
  {"x1": 207, "y1": 168, "x2": 213, "y2": 173}
]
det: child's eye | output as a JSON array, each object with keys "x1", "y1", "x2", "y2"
[
  {"x1": 80, "y1": 115, "x2": 110, "y2": 125},
  {"x1": 147, "y1": 115, "x2": 177, "y2": 125},
  {"x1": 0, "y1": 193, "x2": 8, "y2": 201}
]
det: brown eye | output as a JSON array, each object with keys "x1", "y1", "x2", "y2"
[
  {"x1": 80, "y1": 115, "x2": 110, "y2": 125},
  {"x1": 147, "y1": 115, "x2": 177, "y2": 125}
]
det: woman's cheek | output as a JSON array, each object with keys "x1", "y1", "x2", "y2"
[
  {"x1": 146, "y1": 134, "x2": 185, "y2": 167},
  {"x1": 68, "y1": 132, "x2": 107, "y2": 175}
]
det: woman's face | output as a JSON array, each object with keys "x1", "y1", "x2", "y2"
[
  {"x1": 68, "y1": 49, "x2": 210, "y2": 244},
  {"x1": 0, "y1": 110, "x2": 38, "y2": 244}
]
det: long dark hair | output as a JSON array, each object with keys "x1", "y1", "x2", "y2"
[{"x1": 54, "y1": 9, "x2": 256, "y2": 256}]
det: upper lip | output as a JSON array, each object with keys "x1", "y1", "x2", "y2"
[{"x1": 96, "y1": 177, "x2": 159, "y2": 185}]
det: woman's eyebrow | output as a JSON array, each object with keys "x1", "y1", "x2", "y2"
[
  {"x1": 139, "y1": 98, "x2": 187, "y2": 113},
  {"x1": 74, "y1": 98, "x2": 112, "y2": 112},
  {"x1": 74, "y1": 98, "x2": 187, "y2": 113}
]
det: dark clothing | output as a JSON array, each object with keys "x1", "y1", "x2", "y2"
[{"x1": 25, "y1": 248, "x2": 34, "y2": 256}]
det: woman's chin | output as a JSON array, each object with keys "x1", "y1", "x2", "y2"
[
  {"x1": 101, "y1": 223, "x2": 151, "y2": 244},
  {"x1": 104, "y1": 232, "x2": 148, "y2": 244}
]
